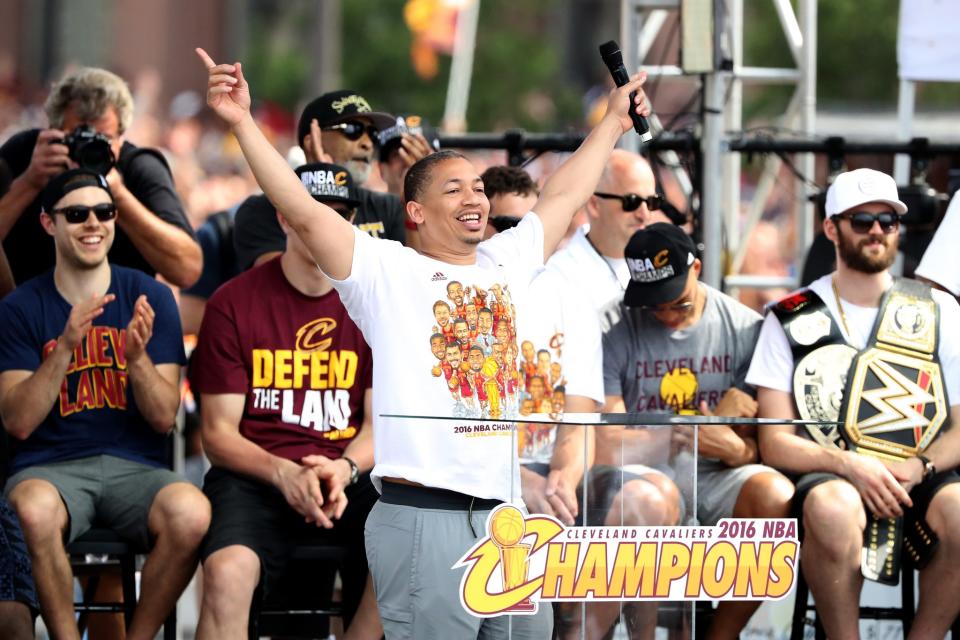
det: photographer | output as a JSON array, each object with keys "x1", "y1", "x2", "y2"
[{"x1": 0, "y1": 67, "x2": 201, "y2": 287}]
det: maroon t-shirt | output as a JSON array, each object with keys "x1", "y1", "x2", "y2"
[{"x1": 191, "y1": 257, "x2": 372, "y2": 462}]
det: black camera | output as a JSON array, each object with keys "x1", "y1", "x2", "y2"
[{"x1": 62, "y1": 124, "x2": 115, "y2": 176}]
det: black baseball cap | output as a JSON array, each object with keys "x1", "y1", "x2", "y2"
[
  {"x1": 296, "y1": 90, "x2": 395, "y2": 146},
  {"x1": 295, "y1": 162, "x2": 360, "y2": 208},
  {"x1": 623, "y1": 223, "x2": 697, "y2": 307},
  {"x1": 41, "y1": 168, "x2": 113, "y2": 213},
  {"x1": 377, "y1": 114, "x2": 440, "y2": 162}
]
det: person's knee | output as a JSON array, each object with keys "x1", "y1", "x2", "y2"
[
  {"x1": 609, "y1": 478, "x2": 677, "y2": 526},
  {"x1": 739, "y1": 472, "x2": 794, "y2": 518},
  {"x1": 8, "y1": 479, "x2": 66, "y2": 540},
  {"x1": 151, "y1": 483, "x2": 211, "y2": 544},
  {"x1": 802, "y1": 481, "x2": 863, "y2": 549},
  {"x1": 202, "y1": 546, "x2": 261, "y2": 608},
  {"x1": 926, "y1": 483, "x2": 960, "y2": 546},
  {"x1": 0, "y1": 601, "x2": 34, "y2": 640}
]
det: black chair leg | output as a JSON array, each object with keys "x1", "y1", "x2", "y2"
[
  {"x1": 163, "y1": 605, "x2": 177, "y2": 640},
  {"x1": 119, "y1": 553, "x2": 138, "y2": 629},
  {"x1": 790, "y1": 568, "x2": 810, "y2": 640}
]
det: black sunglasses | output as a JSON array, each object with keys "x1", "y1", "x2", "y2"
[
  {"x1": 594, "y1": 192, "x2": 662, "y2": 212},
  {"x1": 323, "y1": 121, "x2": 379, "y2": 143},
  {"x1": 51, "y1": 203, "x2": 117, "y2": 224},
  {"x1": 834, "y1": 211, "x2": 900, "y2": 234}
]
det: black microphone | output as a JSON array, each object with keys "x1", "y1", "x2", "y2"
[{"x1": 599, "y1": 40, "x2": 652, "y2": 142}]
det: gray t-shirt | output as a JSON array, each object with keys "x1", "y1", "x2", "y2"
[{"x1": 603, "y1": 284, "x2": 762, "y2": 470}]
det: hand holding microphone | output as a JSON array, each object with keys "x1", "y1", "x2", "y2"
[{"x1": 599, "y1": 40, "x2": 652, "y2": 142}]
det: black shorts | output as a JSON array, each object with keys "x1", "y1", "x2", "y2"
[
  {"x1": 0, "y1": 497, "x2": 38, "y2": 615},
  {"x1": 792, "y1": 469, "x2": 960, "y2": 538},
  {"x1": 200, "y1": 467, "x2": 378, "y2": 621}
]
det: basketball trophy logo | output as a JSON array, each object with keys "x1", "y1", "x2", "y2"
[{"x1": 489, "y1": 505, "x2": 536, "y2": 612}]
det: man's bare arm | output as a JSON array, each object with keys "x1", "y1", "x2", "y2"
[
  {"x1": 201, "y1": 392, "x2": 334, "y2": 526},
  {"x1": 196, "y1": 48, "x2": 355, "y2": 281},
  {"x1": 534, "y1": 74, "x2": 649, "y2": 259},
  {"x1": 757, "y1": 386, "x2": 909, "y2": 518},
  {"x1": 0, "y1": 293, "x2": 114, "y2": 438}
]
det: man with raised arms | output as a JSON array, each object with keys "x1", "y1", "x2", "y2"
[{"x1": 197, "y1": 46, "x2": 649, "y2": 639}]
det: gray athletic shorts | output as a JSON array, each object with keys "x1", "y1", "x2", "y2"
[
  {"x1": 695, "y1": 463, "x2": 771, "y2": 526},
  {"x1": 4, "y1": 455, "x2": 184, "y2": 548},
  {"x1": 366, "y1": 483, "x2": 552, "y2": 640}
]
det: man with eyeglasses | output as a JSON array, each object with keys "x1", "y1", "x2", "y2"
[
  {"x1": 601, "y1": 222, "x2": 792, "y2": 639},
  {"x1": 747, "y1": 168, "x2": 960, "y2": 639},
  {"x1": 0, "y1": 169, "x2": 210, "y2": 639},
  {"x1": 0, "y1": 67, "x2": 200, "y2": 288},
  {"x1": 548, "y1": 149, "x2": 673, "y2": 331},
  {"x1": 234, "y1": 90, "x2": 427, "y2": 270}
]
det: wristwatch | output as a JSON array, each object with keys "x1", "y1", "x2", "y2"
[
  {"x1": 917, "y1": 455, "x2": 936, "y2": 481},
  {"x1": 342, "y1": 456, "x2": 360, "y2": 485}
]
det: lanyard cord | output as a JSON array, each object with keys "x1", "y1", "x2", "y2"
[{"x1": 583, "y1": 232, "x2": 625, "y2": 292}]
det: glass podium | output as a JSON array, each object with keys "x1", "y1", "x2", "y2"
[{"x1": 379, "y1": 412, "x2": 813, "y2": 639}]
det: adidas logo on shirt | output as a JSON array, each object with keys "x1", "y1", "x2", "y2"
[{"x1": 431, "y1": 272, "x2": 447, "y2": 282}]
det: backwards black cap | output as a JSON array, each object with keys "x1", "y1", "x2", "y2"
[
  {"x1": 40, "y1": 169, "x2": 113, "y2": 214},
  {"x1": 623, "y1": 223, "x2": 698, "y2": 307}
]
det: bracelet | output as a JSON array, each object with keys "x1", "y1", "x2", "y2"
[
  {"x1": 917, "y1": 455, "x2": 936, "y2": 481},
  {"x1": 342, "y1": 456, "x2": 360, "y2": 485}
]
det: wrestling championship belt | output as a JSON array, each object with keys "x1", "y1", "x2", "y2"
[
  {"x1": 839, "y1": 278, "x2": 947, "y2": 584},
  {"x1": 772, "y1": 289, "x2": 856, "y2": 448},
  {"x1": 772, "y1": 281, "x2": 944, "y2": 585}
]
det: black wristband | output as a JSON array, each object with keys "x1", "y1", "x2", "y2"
[{"x1": 917, "y1": 455, "x2": 936, "y2": 481}]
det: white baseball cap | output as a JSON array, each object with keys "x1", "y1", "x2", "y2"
[{"x1": 824, "y1": 168, "x2": 907, "y2": 218}]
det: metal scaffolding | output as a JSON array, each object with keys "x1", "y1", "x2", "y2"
[{"x1": 618, "y1": 0, "x2": 819, "y2": 291}]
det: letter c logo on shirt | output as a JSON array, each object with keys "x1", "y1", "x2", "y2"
[{"x1": 295, "y1": 318, "x2": 339, "y2": 353}]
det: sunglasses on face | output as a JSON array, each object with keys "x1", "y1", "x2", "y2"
[
  {"x1": 834, "y1": 211, "x2": 900, "y2": 234},
  {"x1": 637, "y1": 300, "x2": 695, "y2": 315},
  {"x1": 594, "y1": 192, "x2": 662, "y2": 212},
  {"x1": 51, "y1": 203, "x2": 117, "y2": 224},
  {"x1": 322, "y1": 121, "x2": 379, "y2": 143}
]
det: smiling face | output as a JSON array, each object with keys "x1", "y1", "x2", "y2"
[
  {"x1": 430, "y1": 334, "x2": 446, "y2": 360},
  {"x1": 454, "y1": 319, "x2": 470, "y2": 343},
  {"x1": 445, "y1": 344, "x2": 462, "y2": 369},
  {"x1": 478, "y1": 309, "x2": 494, "y2": 334},
  {"x1": 412, "y1": 156, "x2": 489, "y2": 252},
  {"x1": 495, "y1": 322, "x2": 510, "y2": 345},
  {"x1": 433, "y1": 301, "x2": 451, "y2": 328},
  {"x1": 468, "y1": 347, "x2": 485, "y2": 372},
  {"x1": 41, "y1": 185, "x2": 115, "y2": 270},
  {"x1": 447, "y1": 281, "x2": 465, "y2": 306},
  {"x1": 465, "y1": 304, "x2": 478, "y2": 329}
]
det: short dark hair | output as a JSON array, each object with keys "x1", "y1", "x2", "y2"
[
  {"x1": 479, "y1": 166, "x2": 538, "y2": 200},
  {"x1": 403, "y1": 149, "x2": 469, "y2": 203}
]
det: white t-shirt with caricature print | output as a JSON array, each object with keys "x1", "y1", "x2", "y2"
[
  {"x1": 330, "y1": 214, "x2": 545, "y2": 501},
  {"x1": 515, "y1": 268, "x2": 605, "y2": 466}
]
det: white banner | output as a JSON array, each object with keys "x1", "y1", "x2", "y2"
[{"x1": 898, "y1": 0, "x2": 960, "y2": 81}]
